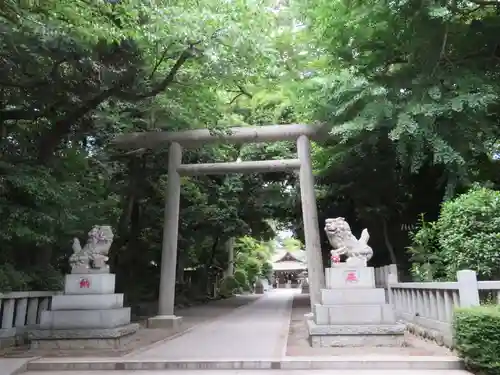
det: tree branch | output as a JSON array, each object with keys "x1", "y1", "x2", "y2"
[
  {"x1": 148, "y1": 42, "x2": 174, "y2": 80},
  {"x1": 118, "y1": 46, "x2": 195, "y2": 101},
  {"x1": 228, "y1": 84, "x2": 253, "y2": 104}
]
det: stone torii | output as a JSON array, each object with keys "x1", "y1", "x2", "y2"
[{"x1": 111, "y1": 123, "x2": 328, "y2": 329}]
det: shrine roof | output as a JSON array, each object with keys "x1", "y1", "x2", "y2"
[
  {"x1": 271, "y1": 249, "x2": 307, "y2": 263},
  {"x1": 271, "y1": 249, "x2": 307, "y2": 271},
  {"x1": 272, "y1": 260, "x2": 307, "y2": 271}
]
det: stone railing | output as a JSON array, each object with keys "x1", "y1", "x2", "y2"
[
  {"x1": 386, "y1": 269, "x2": 500, "y2": 347},
  {"x1": 0, "y1": 291, "x2": 61, "y2": 348},
  {"x1": 374, "y1": 264, "x2": 398, "y2": 288}
]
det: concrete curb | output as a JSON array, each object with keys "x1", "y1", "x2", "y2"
[
  {"x1": 3, "y1": 357, "x2": 40, "y2": 375},
  {"x1": 25, "y1": 356, "x2": 464, "y2": 371}
]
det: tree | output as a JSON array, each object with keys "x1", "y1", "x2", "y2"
[
  {"x1": 0, "y1": 0, "x2": 302, "y2": 297},
  {"x1": 284, "y1": 0, "x2": 500, "y2": 269}
]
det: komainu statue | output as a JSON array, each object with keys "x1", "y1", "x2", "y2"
[
  {"x1": 325, "y1": 217, "x2": 373, "y2": 267},
  {"x1": 69, "y1": 225, "x2": 114, "y2": 273}
]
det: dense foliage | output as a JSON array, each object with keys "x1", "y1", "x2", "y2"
[
  {"x1": 454, "y1": 306, "x2": 500, "y2": 375},
  {"x1": 408, "y1": 187, "x2": 500, "y2": 281},
  {"x1": 287, "y1": 0, "x2": 500, "y2": 272},
  {"x1": 2, "y1": 0, "x2": 500, "y2": 298},
  {"x1": 0, "y1": 0, "x2": 298, "y2": 298}
]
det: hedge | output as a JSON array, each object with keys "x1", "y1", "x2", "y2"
[{"x1": 454, "y1": 305, "x2": 500, "y2": 375}]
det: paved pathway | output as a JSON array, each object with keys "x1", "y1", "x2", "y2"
[{"x1": 127, "y1": 289, "x2": 296, "y2": 360}]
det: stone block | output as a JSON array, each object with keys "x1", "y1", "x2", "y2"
[
  {"x1": 147, "y1": 315, "x2": 183, "y2": 331},
  {"x1": 314, "y1": 303, "x2": 396, "y2": 325},
  {"x1": 64, "y1": 274, "x2": 115, "y2": 295},
  {"x1": 40, "y1": 307, "x2": 131, "y2": 329},
  {"x1": 326, "y1": 267, "x2": 375, "y2": 289},
  {"x1": 51, "y1": 294, "x2": 124, "y2": 310},
  {"x1": 28, "y1": 323, "x2": 139, "y2": 350},
  {"x1": 308, "y1": 320, "x2": 405, "y2": 336},
  {"x1": 313, "y1": 304, "x2": 329, "y2": 325},
  {"x1": 321, "y1": 288, "x2": 386, "y2": 305},
  {"x1": 307, "y1": 319, "x2": 405, "y2": 347},
  {"x1": 310, "y1": 334, "x2": 405, "y2": 347}
]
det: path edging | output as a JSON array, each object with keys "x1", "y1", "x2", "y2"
[{"x1": 25, "y1": 357, "x2": 464, "y2": 371}]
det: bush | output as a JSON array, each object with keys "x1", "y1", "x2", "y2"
[
  {"x1": 407, "y1": 216, "x2": 447, "y2": 281},
  {"x1": 233, "y1": 269, "x2": 248, "y2": 286},
  {"x1": 0, "y1": 264, "x2": 31, "y2": 292},
  {"x1": 438, "y1": 186, "x2": 500, "y2": 279},
  {"x1": 260, "y1": 262, "x2": 273, "y2": 279},
  {"x1": 243, "y1": 257, "x2": 261, "y2": 283},
  {"x1": 218, "y1": 275, "x2": 238, "y2": 298},
  {"x1": 454, "y1": 306, "x2": 500, "y2": 375},
  {"x1": 27, "y1": 265, "x2": 64, "y2": 291}
]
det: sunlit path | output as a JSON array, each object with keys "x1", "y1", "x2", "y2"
[{"x1": 127, "y1": 289, "x2": 297, "y2": 360}]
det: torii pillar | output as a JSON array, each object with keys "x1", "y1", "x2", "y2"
[
  {"x1": 147, "y1": 142, "x2": 183, "y2": 329},
  {"x1": 297, "y1": 135, "x2": 325, "y2": 306}
]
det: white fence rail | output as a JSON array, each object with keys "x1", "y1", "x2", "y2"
[
  {"x1": 374, "y1": 265, "x2": 500, "y2": 347},
  {"x1": 0, "y1": 291, "x2": 60, "y2": 348}
]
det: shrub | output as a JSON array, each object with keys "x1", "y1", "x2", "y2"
[
  {"x1": 437, "y1": 186, "x2": 500, "y2": 279},
  {"x1": 454, "y1": 306, "x2": 500, "y2": 375},
  {"x1": 0, "y1": 264, "x2": 31, "y2": 292},
  {"x1": 260, "y1": 262, "x2": 273, "y2": 279},
  {"x1": 233, "y1": 269, "x2": 248, "y2": 286},
  {"x1": 243, "y1": 257, "x2": 261, "y2": 283},
  {"x1": 407, "y1": 216, "x2": 447, "y2": 281},
  {"x1": 218, "y1": 275, "x2": 238, "y2": 298},
  {"x1": 28, "y1": 265, "x2": 64, "y2": 291}
]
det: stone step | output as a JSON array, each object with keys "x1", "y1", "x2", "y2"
[
  {"x1": 24, "y1": 356, "x2": 464, "y2": 371},
  {"x1": 321, "y1": 288, "x2": 386, "y2": 305},
  {"x1": 307, "y1": 320, "x2": 405, "y2": 347},
  {"x1": 40, "y1": 307, "x2": 131, "y2": 329},
  {"x1": 51, "y1": 294, "x2": 124, "y2": 310},
  {"x1": 308, "y1": 321, "x2": 405, "y2": 336},
  {"x1": 22, "y1": 371, "x2": 473, "y2": 375},
  {"x1": 28, "y1": 323, "x2": 139, "y2": 350},
  {"x1": 314, "y1": 303, "x2": 396, "y2": 325}
]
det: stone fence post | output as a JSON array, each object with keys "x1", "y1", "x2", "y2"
[
  {"x1": 457, "y1": 270, "x2": 480, "y2": 307},
  {"x1": 387, "y1": 273, "x2": 398, "y2": 306}
]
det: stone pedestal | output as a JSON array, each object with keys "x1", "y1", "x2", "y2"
[
  {"x1": 29, "y1": 273, "x2": 138, "y2": 349},
  {"x1": 308, "y1": 266, "x2": 404, "y2": 347},
  {"x1": 147, "y1": 315, "x2": 182, "y2": 330}
]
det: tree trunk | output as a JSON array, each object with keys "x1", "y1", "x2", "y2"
[
  {"x1": 205, "y1": 235, "x2": 220, "y2": 295},
  {"x1": 382, "y1": 218, "x2": 398, "y2": 265}
]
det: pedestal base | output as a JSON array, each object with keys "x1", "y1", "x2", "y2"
[
  {"x1": 147, "y1": 315, "x2": 183, "y2": 330},
  {"x1": 40, "y1": 307, "x2": 131, "y2": 329},
  {"x1": 307, "y1": 319, "x2": 405, "y2": 347},
  {"x1": 28, "y1": 323, "x2": 139, "y2": 350}
]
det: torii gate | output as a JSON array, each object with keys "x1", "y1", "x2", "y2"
[{"x1": 112, "y1": 123, "x2": 326, "y2": 328}]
